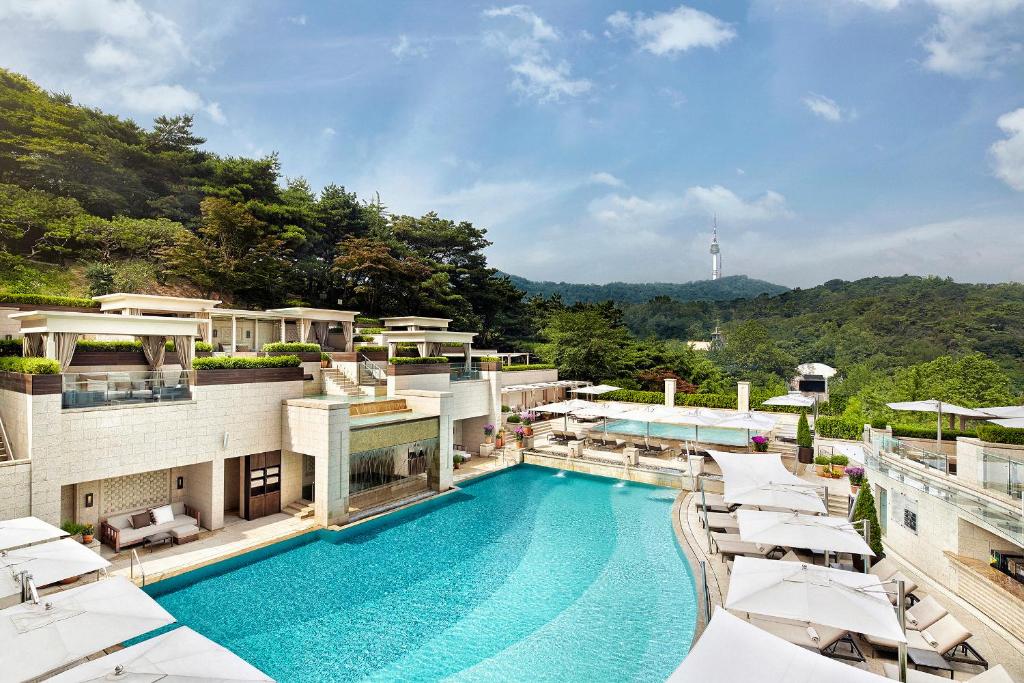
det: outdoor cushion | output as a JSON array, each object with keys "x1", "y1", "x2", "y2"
[
  {"x1": 130, "y1": 512, "x2": 152, "y2": 529},
  {"x1": 906, "y1": 596, "x2": 947, "y2": 631},
  {"x1": 924, "y1": 614, "x2": 972, "y2": 654},
  {"x1": 170, "y1": 501, "x2": 186, "y2": 516},
  {"x1": 151, "y1": 504, "x2": 175, "y2": 525},
  {"x1": 107, "y1": 513, "x2": 133, "y2": 531}
]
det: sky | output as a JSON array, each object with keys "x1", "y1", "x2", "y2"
[{"x1": 0, "y1": 0, "x2": 1023, "y2": 288}]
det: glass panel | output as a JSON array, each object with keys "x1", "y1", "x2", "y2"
[
  {"x1": 449, "y1": 363, "x2": 482, "y2": 382},
  {"x1": 62, "y1": 370, "x2": 192, "y2": 409}
]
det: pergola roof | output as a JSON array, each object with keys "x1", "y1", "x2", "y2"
[
  {"x1": 92, "y1": 293, "x2": 221, "y2": 314},
  {"x1": 379, "y1": 316, "x2": 452, "y2": 328},
  {"x1": 265, "y1": 307, "x2": 359, "y2": 322},
  {"x1": 10, "y1": 311, "x2": 199, "y2": 337},
  {"x1": 382, "y1": 329, "x2": 476, "y2": 343}
]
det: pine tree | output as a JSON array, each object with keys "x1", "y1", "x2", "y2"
[
  {"x1": 796, "y1": 410, "x2": 812, "y2": 448},
  {"x1": 852, "y1": 484, "x2": 884, "y2": 557}
]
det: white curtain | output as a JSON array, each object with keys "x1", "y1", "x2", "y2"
[
  {"x1": 53, "y1": 332, "x2": 79, "y2": 372},
  {"x1": 313, "y1": 321, "x2": 330, "y2": 348},
  {"x1": 139, "y1": 335, "x2": 166, "y2": 369},
  {"x1": 22, "y1": 333, "x2": 44, "y2": 357},
  {"x1": 173, "y1": 335, "x2": 194, "y2": 370}
]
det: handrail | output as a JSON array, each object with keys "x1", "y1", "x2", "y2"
[
  {"x1": 130, "y1": 548, "x2": 146, "y2": 587},
  {"x1": 0, "y1": 409, "x2": 15, "y2": 461},
  {"x1": 358, "y1": 354, "x2": 387, "y2": 384}
]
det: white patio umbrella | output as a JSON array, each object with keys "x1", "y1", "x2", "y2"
[
  {"x1": 982, "y1": 406, "x2": 1024, "y2": 419},
  {"x1": 0, "y1": 576, "x2": 176, "y2": 682},
  {"x1": 667, "y1": 608, "x2": 887, "y2": 683},
  {"x1": 736, "y1": 509, "x2": 874, "y2": 557},
  {"x1": 712, "y1": 412, "x2": 777, "y2": 450},
  {"x1": 0, "y1": 538, "x2": 111, "y2": 599},
  {"x1": 47, "y1": 626, "x2": 274, "y2": 682},
  {"x1": 574, "y1": 403, "x2": 630, "y2": 442},
  {"x1": 709, "y1": 450, "x2": 826, "y2": 514},
  {"x1": 726, "y1": 556, "x2": 906, "y2": 643},
  {"x1": 614, "y1": 404, "x2": 696, "y2": 447},
  {"x1": 887, "y1": 400, "x2": 991, "y2": 448},
  {"x1": 988, "y1": 417, "x2": 1024, "y2": 429},
  {"x1": 572, "y1": 384, "x2": 620, "y2": 396},
  {"x1": 0, "y1": 516, "x2": 68, "y2": 552},
  {"x1": 763, "y1": 391, "x2": 818, "y2": 425},
  {"x1": 533, "y1": 398, "x2": 598, "y2": 432}
]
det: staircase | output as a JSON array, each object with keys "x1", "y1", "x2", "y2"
[
  {"x1": 322, "y1": 367, "x2": 364, "y2": 397},
  {"x1": 283, "y1": 499, "x2": 314, "y2": 520},
  {"x1": 531, "y1": 421, "x2": 553, "y2": 442},
  {"x1": 828, "y1": 492, "x2": 851, "y2": 517}
]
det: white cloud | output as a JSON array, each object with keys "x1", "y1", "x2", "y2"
[
  {"x1": 658, "y1": 86, "x2": 687, "y2": 108},
  {"x1": 589, "y1": 171, "x2": 625, "y2": 187},
  {"x1": 322, "y1": 126, "x2": 337, "y2": 138},
  {"x1": 287, "y1": 15, "x2": 307, "y2": 26},
  {"x1": 990, "y1": 107, "x2": 1024, "y2": 191},
  {"x1": 802, "y1": 93, "x2": 850, "y2": 122},
  {"x1": 392, "y1": 34, "x2": 430, "y2": 59},
  {"x1": 204, "y1": 102, "x2": 226, "y2": 125},
  {"x1": 682, "y1": 185, "x2": 793, "y2": 222},
  {"x1": 606, "y1": 5, "x2": 736, "y2": 56},
  {"x1": 482, "y1": 5, "x2": 592, "y2": 102}
]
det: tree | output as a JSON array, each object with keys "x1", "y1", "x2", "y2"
[
  {"x1": 538, "y1": 308, "x2": 633, "y2": 380},
  {"x1": 852, "y1": 484, "x2": 884, "y2": 558},
  {"x1": 332, "y1": 236, "x2": 433, "y2": 315},
  {"x1": 712, "y1": 320, "x2": 797, "y2": 386},
  {"x1": 796, "y1": 410, "x2": 812, "y2": 448}
]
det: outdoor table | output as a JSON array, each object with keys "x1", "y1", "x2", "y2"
[
  {"x1": 907, "y1": 647, "x2": 954, "y2": 679},
  {"x1": 144, "y1": 531, "x2": 173, "y2": 551}
]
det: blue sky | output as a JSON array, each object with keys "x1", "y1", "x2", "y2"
[{"x1": 1, "y1": 0, "x2": 1023, "y2": 287}]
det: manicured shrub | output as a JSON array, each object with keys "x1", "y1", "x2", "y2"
[
  {"x1": 891, "y1": 425, "x2": 975, "y2": 441},
  {"x1": 830, "y1": 454, "x2": 849, "y2": 467},
  {"x1": 796, "y1": 410, "x2": 812, "y2": 448},
  {"x1": 352, "y1": 335, "x2": 376, "y2": 343},
  {"x1": 852, "y1": 485, "x2": 884, "y2": 557},
  {"x1": 355, "y1": 316, "x2": 382, "y2": 325},
  {"x1": 0, "y1": 356, "x2": 61, "y2": 374},
  {"x1": 356, "y1": 327, "x2": 385, "y2": 334},
  {"x1": 507, "y1": 413, "x2": 521, "y2": 423},
  {"x1": 0, "y1": 293, "x2": 98, "y2": 308},
  {"x1": 603, "y1": 389, "x2": 664, "y2": 404},
  {"x1": 195, "y1": 341, "x2": 213, "y2": 352},
  {"x1": 389, "y1": 356, "x2": 448, "y2": 365},
  {"x1": 813, "y1": 454, "x2": 831, "y2": 466},
  {"x1": 976, "y1": 424, "x2": 1024, "y2": 446},
  {"x1": 674, "y1": 393, "x2": 737, "y2": 409},
  {"x1": 396, "y1": 342, "x2": 418, "y2": 349},
  {"x1": 262, "y1": 342, "x2": 320, "y2": 353},
  {"x1": 479, "y1": 356, "x2": 501, "y2": 363},
  {"x1": 77, "y1": 340, "x2": 142, "y2": 352},
  {"x1": 815, "y1": 417, "x2": 862, "y2": 440},
  {"x1": 502, "y1": 363, "x2": 556, "y2": 372},
  {"x1": 355, "y1": 345, "x2": 387, "y2": 352},
  {"x1": 0, "y1": 339, "x2": 22, "y2": 356},
  {"x1": 193, "y1": 355, "x2": 301, "y2": 370}
]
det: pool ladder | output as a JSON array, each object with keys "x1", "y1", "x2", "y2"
[{"x1": 130, "y1": 548, "x2": 147, "y2": 587}]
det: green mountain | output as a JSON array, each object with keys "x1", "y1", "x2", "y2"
[{"x1": 504, "y1": 273, "x2": 788, "y2": 305}]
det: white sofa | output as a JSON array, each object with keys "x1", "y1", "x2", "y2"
[{"x1": 101, "y1": 501, "x2": 201, "y2": 553}]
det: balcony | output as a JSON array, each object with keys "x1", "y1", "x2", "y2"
[
  {"x1": 62, "y1": 370, "x2": 192, "y2": 409},
  {"x1": 449, "y1": 363, "x2": 482, "y2": 382}
]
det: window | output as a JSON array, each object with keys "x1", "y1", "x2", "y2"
[
  {"x1": 890, "y1": 491, "x2": 918, "y2": 534},
  {"x1": 245, "y1": 330, "x2": 251, "y2": 339}
]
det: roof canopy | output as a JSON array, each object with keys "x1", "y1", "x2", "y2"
[
  {"x1": 48, "y1": 626, "x2": 274, "y2": 682},
  {"x1": 382, "y1": 329, "x2": 476, "y2": 343},
  {"x1": 0, "y1": 516, "x2": 68, "y2": 551},
  {"x1": 726, "y1": 556, "x2": 906, "y2": 643},
  {"x1": 0, "y1": 576, "x2": 176, "y2": 682},
  {"x1": 736, "y1": 510, "x2": 874, "y2": 556},
  {"x1": 572, "y1": 384, "x2": 621, "y2": 395},
  {"x1": 983, "y1": 406, "x2": 1024, "y2": 419},
  {"x1": 667, "y1": 609, "x2": 886, "y2": 683},
  {"x1": 0, "y1": 538, "x2": 112, "y2": 598},
  {"x1": 92, "y1": 293, "x2": 221, "y2": 314},
  {"x1": 886, "y1": 400, "x2": 991, "y2": 418},
  {"x1": 11, "y1": 311, "x2": 199, "y2": 337},
  {"x1": 797, "y1": 362, "x2": 837, "y2": 379},
  {"x1": 265, "y1": 306, "x2": 359, "y2": 322},
  {"x1": 379, "y1": 316, "x2": 452, "y2": 329},
  {"x1": 712, "y1": 411, "x2": 777, "y2": 431},
  {"x1": 533, "y1": 399, "x2": 599, "y2": 414},
  {"x1": 989, "y1": 417, "x2": 1024, "y2": 428},
  {"x1": 709, "y1": 450, "x2": 826, "y2": 514}
]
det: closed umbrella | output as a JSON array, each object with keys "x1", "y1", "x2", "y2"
[
  {"x1": 47, "y1": 626, "x2": 274, "y2": 682},
  {"x1": 0, "y1": 538, "x2": 111, "y2": 599},
  {"x1": 726, "y1": 556, "x2": 906, "y2": 644},
  {"x1": 709, "y1": 450, "x2": 826, "y2": 514},
  {"x1": 0, "y1": 516, "x2": 68, "y2": 552},
  {"x1": 0, "y1": 576, "x2": 176, "y2": 682},
  {"x1": 736, "y1": 509, "x2": 874, "y2": 557}
]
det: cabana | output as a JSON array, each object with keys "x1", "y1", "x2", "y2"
[
  {"x1": 0, "y1": 516, "x2": 68, "y2": 552},
  {"x1": 0, "y1": 538, "x2": 111, "y2": 599},
  {"x1": 48, "y1": 626, "x2": 274, "y2": 682},
  {"x1": 667, "y1": 609, "x2": 887, "y2": 682},
  {"x1": 709, "y1": 450, "x2": 826, "y2": 514},
  {"x1": 0, "y1": 576, "x2": 176, "y2": 682},
  {"x1": 381, "y1": 329, "x2": 476, "y2": 369}
]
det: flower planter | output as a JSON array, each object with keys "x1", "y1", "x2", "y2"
[
  {"x1": 797, "y1": 446, "x2": 815, "y2": 464},
  {"x1": 815, "y1": 464, "x2": 829, "y2": 477},
  {"x1": 82, "y1": 533, "x2": 94, "y2": 544}
]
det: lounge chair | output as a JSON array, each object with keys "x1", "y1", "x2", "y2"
[
  {"x1": 701, "y1": 511, "x2": 739, "y2": 533},
  {"x1": 696, "y1": 493, "x2": 733, "y2": 514},
  {"x1": 711, "y1": 532, "x2": 780, "y2": 562},
  {"x1": 869, "y1": 557, "x2": 900, "y2": 580},
  {"x1": 905, "y1": 595, "x2": 947, "y2": 632},
  {"x1": 866, "y1": 614, "x2": 988, "y2": 670},
  {"x1": 880, "y1": 570, "x2": 919, "y2": 605},
  {"x1": 780, "y1": 549, "x2": 815, "y2": 564},
  {"x1": 882, "y1": 664, "x2": 1012, "y2": 682},
  {"x1": 745, "y1": 615, "x2": 864, "y2": 662}
]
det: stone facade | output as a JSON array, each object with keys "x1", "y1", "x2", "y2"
[{"x1": 0, "y1": 460, "x2": 31, "y2": 519}]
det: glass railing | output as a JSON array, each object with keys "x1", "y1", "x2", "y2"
[
  {"x1": 865, "y1": 450, "x2": 1023, "y2": 546},
  {"x1": 874, "y1": 434, "x2": 950, "y2": 474},
  {"x1": 358, "y1": 355, "x2": 387, "y2": 386},
  {"x1": 450, "y1": 362, "x2": 482, "y2": 382},
  {"x1": 62, "y1": 371, "x2": 192, "y2": 409},
  {"x1": 980, "y1": 450, "x2": 1024, "y2": 500}
]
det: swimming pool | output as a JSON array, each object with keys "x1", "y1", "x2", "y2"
[
  {"x1": 145, "y1": 465, "x2": 697, "y2": 681},
  {"x1": 603, "y1": 419, "x2": 752, "y2": 446}
]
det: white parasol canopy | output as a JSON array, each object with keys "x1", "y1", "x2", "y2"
[
  {"x1": 988, "y1": 417, "x2": 1024, "y2": 429},
  {"x1": 0, "y1": 576, "x2": 176, "y2": 682},
  {"x1": 726, "y1": 556, "x2": 906, "y2": 643},
  {"x1": 572, "y1": 384, "x2": 620, "y2": 395},
  {"x1": 762, "y1": 392, "x2": 815, "y2": 408},
  {"x1": 0, "y1": 516, "x2": 68, "y2": 552},
  {"x1": 981, "y1": 406, "x2": 1024, "y2": 419},
  {"x1": 47, "y1": 626, "x2": 274, "y2": 682},
  {"x1": 0, "y1": 538, "x2": 111, "y2": 598},
  {"x1": 667, "y1": 608, "x2": 887, "y2": 683},
  {"x1": 886, "y1": 400, "x2": 990, "y2": 418},
  {"x1": 712, "y1": 411, "x2": 777, "y2": 431},
  {"x1": 532, "y1": 399, "x2": 597, "y2": 414},
  {"x1": 709, "y1": 450, "x2": 826, "y2": 514},
  {"x1": 736, "y1": 510, "x2": 874, "y2": 557}
]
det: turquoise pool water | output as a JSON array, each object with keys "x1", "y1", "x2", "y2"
[
  {"x1": 145, "y1": 465, "x2": 697, "y2": 682},
  {"x1": 603, "y1": 419, "x2": 751, "y2": 446}
]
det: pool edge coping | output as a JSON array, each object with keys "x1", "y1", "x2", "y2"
[{"x1": 672, "y1": 490, "x2": 708, "y2": 651}]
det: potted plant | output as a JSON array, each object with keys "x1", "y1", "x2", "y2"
[
  {"x1": 796, "y1": 410, "x2": 814, "y2": 464},
  {"x1": 496, "y1": 429, "x2": 505, "y2": 448},
  {"x1": 81, "y1": 523, "x2": 94, "y2": 544},
  {"x1": 453, "y1": 453, "x2": 465, "y2": 470},
  {"x1": 484, "y1": 423, "x2": 495, "y2": 444},
  {"x1": 829, "y1": 454, "x2": 849, "y2": 478},
  {"x1": 520, "y1": 411, "x2": 536, "y2": 437},
  {"x1": 845, "y1": 466, "x2": 866, "y2": 495},
  {"x1": 320, "y1": 352, "x2": 331, "y2": 368},
  {"x1": 813, "y1": 454, "x2": 831, "y2": 477},
  {"x1": 751, "y1": 435, "x2": 769, "y2": 452},
  {"x1": 514, "y1": 426, "x2": 526, "y2": 448}
]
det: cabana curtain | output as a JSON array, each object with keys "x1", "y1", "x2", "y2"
[
  {"x1": 22, "y1": 333, "x2": 44, "y2": 358},
  {"x1": 312, "y1": 321, "x2": 330, "y2": 348},
  {"x1": 172, "y1": 336, "x2": 194, "y2": 370},
  {"x1": 139, "y1": 335, "x2": 166, "y2": 369},
  {"x1": 53, "y1": 332, "x2": 79, "y2": 371}
]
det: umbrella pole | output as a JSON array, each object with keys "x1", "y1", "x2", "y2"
[
  {"x1": 898, "y1": 579, "x2": 908, "y2": 683},
  {"x1": 700, "y1": 478, "x2": 714, "y2": 554},
  {"x1": 936, "y1": 404, "x2": 942, "y2": 453}
]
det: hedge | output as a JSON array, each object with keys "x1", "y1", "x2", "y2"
[
  {"x1": 76, "y1": 340, "x2": 143, "y2": 352},
  {"x1": 262, "y1": 342, "x2": 320, "y2": 353},
  {"x1": 352, "y1": 335, "x2": 376, "y2": 343},
  {"x1": 355, "y1": 316, "x2": 382, "y2": 325},
  {"x1": 390, "y1": 356, "x2": 449, "y2": 365},
  {"x1": 479, "y1": 356, "x2": 501, "y2": 363},
  {"x1": 814, "y1": 417, "x2": 862, "y2": 440},
  {"x1": 0, "y1": 356, "x2": 61, "y2": 374},
  {"x1": 976, "y1": 424, "x2": 1024, "y2": 446},
  {"x1": 0, "y1": 339, "x2": 21, "y2": 356},
  {"x1": 395, "y1": 342, "x2": 418, "y2": 349},
  {"x1": 0, "y1": 293, "x2": 98, "y2": 308},
  {"x1": 195, "y1": 341, "x2": 213, "y2": 352},
  {"x1": 503, "y1": 363, "x2": 556, "y2": 372},
  {"x1": 891, "y1": 425, "x2": 975, "y2": 441},
  {"x1": 355, "y1": 345, "x2": 387, "y2": 352},
  {"x1": 674, "y1": 393, "x2": 737, "y2": 409},
  {"x1": 356, "y1": 327, "x2": 385, "y2": 334},
  {"x1": 602, "y1": 389, "x2": 664, "y2": 404},
  {"x1": 193, "y1": 355, "x2": 301, "y2": 370}
]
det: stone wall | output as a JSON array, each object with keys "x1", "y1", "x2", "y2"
[
  {"x1": 281, "y1": 398, "x2": 350, "y2": 525},
  {"x1": 387, "y1": 370, "x2": 450, "y2": 395},
  {"x1": 0, "y1": 387, "x2": 31, "y2": 463},
  {"x1": 499, "y1": 368, "x2": 558, "y2": 387},
  {"x1": 0, "y1": 460, "x2": 31, "y2": 519},
  {"x1": 449, "y1": 379, "x2": 491, "y2": 420}
]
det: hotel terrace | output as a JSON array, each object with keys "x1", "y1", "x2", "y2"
[{"x1": 0, "y1": 293, "x2": 1021, "y2": 681}]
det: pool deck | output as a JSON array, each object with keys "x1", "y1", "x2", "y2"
[{"x1": 674, "y1": 470, "x2": 1024, "y2": 680}]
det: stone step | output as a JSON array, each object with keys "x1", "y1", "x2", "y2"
[{"x1": 283, "y1": 499, "x2": 314, "y2": 519}]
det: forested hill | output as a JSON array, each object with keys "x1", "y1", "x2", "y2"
[{"x1": 504, "y1": 273, "x2": 788, "y2": 304}]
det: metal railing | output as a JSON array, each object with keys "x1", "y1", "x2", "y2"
[
  {"x1": 450, "y1": 362, "x2": 482, "y2": 382},
  {"x1": 358, "y1": 355, "x2": 387, "y2": 386},
  {"x1": 130, "y1": 548, "x2": 146, "y2": 587},
  {"x1": 873, "y1": 433, "x2": 950, "y2": 474},
  {"x1": 980, "y1": 450, "x2": 1024, "y2": 500},
  {"x1": 62, "y1": 370, "x2": 192, "y2": 409}
]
